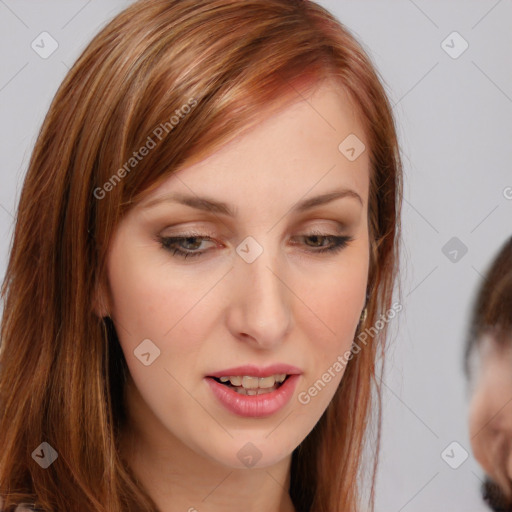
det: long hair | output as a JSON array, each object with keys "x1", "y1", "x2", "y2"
[{"x1": 0, "y1": 1, "x2": 402, "y2": 510}]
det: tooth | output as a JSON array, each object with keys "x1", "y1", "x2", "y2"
[
  {"x1": 258, "y1": 376, "x2": 276, "y2": 388},
  {"x1": 236, "y1": 387, "x2": 248, "y2": 395},
  {"x1": 221, "y1": 374, "x2": 288, "y2": 389},
  {"x1": 246, "y1": 389, "x2": 258, "y2": 396},
  {"x1": 242, "y1": 376, "x2": 259, "y2": 389},
  {"x1": 257, "y1": 387, "x2": 276, "y2": 395},
  {"x1": 229, "y1": 376, "x2": 242, "y2": 386}
]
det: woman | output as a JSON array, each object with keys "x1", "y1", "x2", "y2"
[
  {"x1": 0, "y1": 0, "x2": 402, "y2": 510},
  {"x1": 466, "y1": 237, "x2": 512, "y2": 511}
]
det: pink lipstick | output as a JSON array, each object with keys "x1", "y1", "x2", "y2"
[{"x1": 205, "y1": 364, "x2": 301, "y2": 418}]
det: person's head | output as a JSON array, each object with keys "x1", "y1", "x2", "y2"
[
  {"x1": 466, "y1": 237, "x2": 512, "y2": 510},
  {"x1": 0, "y1": 1, "x2": 402, "y2": 510}
]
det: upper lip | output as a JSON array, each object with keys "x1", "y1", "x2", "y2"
[{"x1": 207, "y1": 364, "x2": 302, "y2": 378}]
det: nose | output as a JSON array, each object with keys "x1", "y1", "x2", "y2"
[{"x1": 225, "y1": 242, "x2": 293, "y2": 350}]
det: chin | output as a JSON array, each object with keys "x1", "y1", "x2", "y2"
[{"x1": 207, "y1": 435, "x2": 298, "y2": 471}]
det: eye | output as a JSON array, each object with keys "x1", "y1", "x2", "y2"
[
  {"x1": 293, "y1": 231, "x2": 354, "y2": 254},
  {"x1": 157, "y1": 230, "x2": 354, "y2": 260},
  {"x1": 157, "y1": 232, "x2": 216, "y2": 259}
]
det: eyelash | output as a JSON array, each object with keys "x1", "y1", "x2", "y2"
[{"x1": 157, "y1": 230, "x2": 354, "y2": 260}]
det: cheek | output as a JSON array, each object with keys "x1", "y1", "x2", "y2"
[
  {"x1": 298, "y1": 242, "x2": 369, "y2": 348},
  {"x1": 469, "y1": 392, "x2": 487, "y2": 462},
  {"x1": 106, "y1": 238, "x2": 222, "y2": 387},
  {"x1": 292, "y1": 242, "x2": 369, "y2": 399},
  {"x1": 106, "y1": 243, "x2": 210, "y2": 418},
  {"x1": 469, "y1": 384, "x2": 502, "y2": 478},
  {"x1": 107, "y1": 242, "x2": 199, "y2": 341}
]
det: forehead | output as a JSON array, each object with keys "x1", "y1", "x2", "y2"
[
  {"x1": 479, "y1": 332, "x2": 512, "y2": 356},
  {"x1": 142, "y1": 80, "x2": 370, "y2": 214},
  {"x1": 474, "y1": 333, "x2": 512, "y2": 381}
]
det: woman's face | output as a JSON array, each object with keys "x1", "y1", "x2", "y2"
[{"x1": 104, "y1": 79, "x2": 370, "y2": 470}]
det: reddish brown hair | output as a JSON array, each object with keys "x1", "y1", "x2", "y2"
[{"x1": 0, "y1": 1, "x2": 402, "y2": 510}]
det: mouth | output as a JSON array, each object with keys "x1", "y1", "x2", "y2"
[
  {"x1": 209, "y1": 374, "x2": 290, "y2": 396},
  {"x1": 205, "y1": 364, "x2": 302, "y2": 417}
]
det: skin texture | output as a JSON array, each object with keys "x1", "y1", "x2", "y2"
[
  {"x1": 469, "y1": 333, "x2": 512, "y2": 507},
  {"x1": 103, "y1": 79, "x2": 370, "y2": 512}
]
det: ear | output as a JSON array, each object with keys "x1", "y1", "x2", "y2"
[{"x1": 92, "y1": 277, "x2": 111, "y2": 318}]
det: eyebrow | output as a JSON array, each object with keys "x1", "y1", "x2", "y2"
[{"x1": 142, "y1": 188, "x2": 363, "y2": 216}]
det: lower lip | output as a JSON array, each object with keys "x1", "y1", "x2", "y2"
[{"x1": 205, "y1": 375, "x2": 300, "y2": 418}]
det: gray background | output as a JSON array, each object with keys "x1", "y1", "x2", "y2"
[{"x1": 0, "y1": 1, "x2": 511, "y2": 511}]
